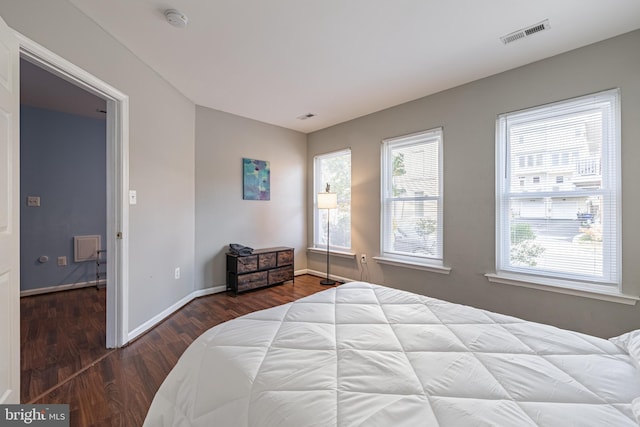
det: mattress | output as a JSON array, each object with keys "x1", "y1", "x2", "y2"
[{"x1": 144, "y1": 281, "x2": 640, "y2": 426}]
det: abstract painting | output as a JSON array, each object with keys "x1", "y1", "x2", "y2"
[{"x1": 243, "y1": 158, "x2": 270, "y2": 200}]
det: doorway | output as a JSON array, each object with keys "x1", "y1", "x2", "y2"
[
  {"x1": 17, "y1": 33, "x2": 129, "y2": 350},
  {"x1": 19, "y1": 57, "x2": 110, "y2": 402}
]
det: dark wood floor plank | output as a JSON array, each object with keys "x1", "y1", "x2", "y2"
[
  {"x1": 21, "y1": 275, "x2": 337, "y2": 426},
  {"x1": 20, "y1": 286, "x2": 110, "y2": 402}
]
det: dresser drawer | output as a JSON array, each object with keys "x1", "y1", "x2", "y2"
[
  {"x1": 269, "y1": 266, "x2": 293, "y2": 285},
  {"x1": 258, "y1": 252, "x2": 277, "y2": 269},
  {"x1": 237, "y1": 271, "x2": 268, "y2": 292},
  {"x1": 236, "y1": 255, "x2": 258, "y2": 273},
  {"x1": 277, "y1": 250, "x2": 293, "y2": 266}
]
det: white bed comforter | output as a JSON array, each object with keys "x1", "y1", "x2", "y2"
[{"x1": 144, "y1": 282, "x2": 640, "y2": 426}]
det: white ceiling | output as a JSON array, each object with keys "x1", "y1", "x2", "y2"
[{"x1": 66, "y1": 0, "x2": 640, "y2": 133}]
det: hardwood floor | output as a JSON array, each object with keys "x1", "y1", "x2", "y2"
[
  {"x1": 20, "y1": 275, "x2": 337, "y2": 427},
  {"x1": 21, "y1": 285, "x2": 110, "y2": 403}
]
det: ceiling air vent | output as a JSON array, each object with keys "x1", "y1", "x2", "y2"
[
  {"x1": 500, "y1": 19, "x2": 550, "y2": 45},
  {"x1": 297, "y1": 113, "x2": 316, "y2": 120}
]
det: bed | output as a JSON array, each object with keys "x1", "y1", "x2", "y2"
[{"x1": 144, "y1": 281, "x2": 640, "y2": 426}]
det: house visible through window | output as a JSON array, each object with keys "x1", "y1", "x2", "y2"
[
  {"x1": 496, "y1": 89, "x2": 620, "y2": 289},
  {"x1": 313, "y1": 149, "x2": 351, "y2": 251},
  {"x1": 381, "y1": 128, "x2": 443, "y2": 264}
]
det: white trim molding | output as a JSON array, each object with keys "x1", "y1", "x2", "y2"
[
  {"x1": 485, "y1": 272, "x2": 639, "y2": 305},
  {"x1": 127, "y1": 285, "x2": 225, "y2": 342},
  {"x1": 127, "y1": 271, "x2": 318, "y2": 343},
  {"x1": 307, "y1": 247, "x2": 356, "y2": 259},
  {"x1": 20, "y1": 280, "x2": 106, "y2": 297},
  {"x1": 373, "y1": 256, "x2": 451, "y2": 275}
]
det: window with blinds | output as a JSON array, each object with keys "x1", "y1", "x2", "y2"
[
  {"x1": 496, "y1": 89, "x2": 620, "y2": 288},
  {"x1": 314, "y1": 149, "x2": 351, "y2": 250},
  {"x1": 381, "y1": 128, "x2": 443, "y2": 264}
]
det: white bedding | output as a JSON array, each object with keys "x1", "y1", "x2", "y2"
[{"x1": 144, "y1": 282, "x2": 640, "y2": 426}]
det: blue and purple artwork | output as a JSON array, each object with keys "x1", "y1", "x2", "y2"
[{"x1": 243, "y1": 158, "x2": 271, "y2": 200}]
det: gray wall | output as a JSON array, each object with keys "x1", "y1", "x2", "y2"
[
  {"x1": 20, "y1": 106, "x2": 106, "y2": 291},
  {"x1": 195, "y1": 106, "x2": 307, "y2": 290},
  {"x1": 307, "y1": 30, "x2": 640, "y2": 338},
  {"x1": 0, "y1": 0, "x2": 196, "y2": 332}
]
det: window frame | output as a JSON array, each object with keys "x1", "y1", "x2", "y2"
[
  {"x1": 495, "y1": 89, "x2": 621, "y2": 293},
  {"x1": 380, "y1": 128, "x2": 444, "y2": 267},
  {"x1": 313, "y1": 148, "x2": 352, "y2": 252}
]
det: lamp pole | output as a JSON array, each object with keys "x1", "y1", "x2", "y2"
[
  {"x1": 319, "y1": 183, "x2": 336, "y2": 285},
  {"x1": 321, "y1": 206, "x2": 335, "y2": 285}
]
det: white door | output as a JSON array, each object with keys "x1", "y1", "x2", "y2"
[{"x1": 0, "y1": 14, "x2": 20, "y2": 404}]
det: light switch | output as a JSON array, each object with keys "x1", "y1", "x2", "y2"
[
  {"x1": 129, "y1": 190, "x2": 137, "y2": 205},
  {"x1": 27, "y1": 196, "x2": 40, "y2": 207}
]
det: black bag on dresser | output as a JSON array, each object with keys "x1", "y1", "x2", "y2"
[{"x1": 229, "y1": 243, "x2": 254, "y2": 256}]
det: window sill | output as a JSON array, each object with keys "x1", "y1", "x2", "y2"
[
  {"x1": 373, "y1": 256, "x2": 451, "y2": 275},
  {"x1": 307, "y1": 247, "x2": 356, "y2": 259},
  {"x1": 485, "y1": 272, "x2": 639, "y2": 305}
]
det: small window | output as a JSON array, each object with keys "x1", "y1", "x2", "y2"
[
  {"x1": 556, "y1": 176, "x2": 564, "y2": 184},
  {"x1": 314, "y1": 149, "x2": 351, "y2": 250},
  {"x1": 381, "y1": 128, "x2": 443, "y2": 264},
  {"x1": 532, "y1": 176, "x2": 540, "y2": 184}
]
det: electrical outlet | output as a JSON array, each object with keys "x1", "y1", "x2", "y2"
[
  {"x1": 360, "y1": 254, "x2": 367, "y2": 264},
  {"x1": 174, "y1": 267, "x2": 181, "y2": 279},
  {"x1": 57, "y1": 256, "x2": 67, "y2": 266}
]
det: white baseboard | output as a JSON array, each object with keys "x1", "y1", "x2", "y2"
[
  {"x1": 127, "y1": 271, "x2": 354, "y2": 344},
  {"x1": 127, "y1": 284, "x2": 227, "y2": 343},
  {"x1": 193, "y1": 285, "x2": 227, "y2": 297},
  {"x1": 127, "y1": 272, "x2": 309, "y2": 342},
  {"x1": 20, "y1": 279, "x2": 106, "y2": 297},
  {"x1": 127, "y1": 269, "x2": 344, "y2": 342}
]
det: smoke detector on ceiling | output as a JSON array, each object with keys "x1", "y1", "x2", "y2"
[
  {"x1": 500, "y1": 19, "x2": 550, "y2": 45},
  {"x1": 165, "y1": 9, "x2": 188, "y2": 28}
]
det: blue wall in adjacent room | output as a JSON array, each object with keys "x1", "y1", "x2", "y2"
[{"x1": 20, "y1": 105, "x2": 106, "y2": 291}]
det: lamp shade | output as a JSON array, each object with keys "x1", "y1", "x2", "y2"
[{"x1": 317, "y1": 192, "x2": 337, "y2": 209}]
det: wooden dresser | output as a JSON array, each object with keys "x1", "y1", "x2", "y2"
[{"x1": 226, "y1": 247, "x2": 294, "y2": 294}]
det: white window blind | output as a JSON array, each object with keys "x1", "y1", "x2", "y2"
[
  {"x1": 381, "y1": 129, "x2": 443, "y2": 264},
  {"x1": 314, "y1": 149, "x2": 351, "y2": 250},
  {"x1": 496, "y1": 89, "x2": 620, "y2": 287}
]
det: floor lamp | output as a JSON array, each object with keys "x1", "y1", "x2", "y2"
[{"x1": 317, "y1": 183, "x2": 337, "y2": 285}]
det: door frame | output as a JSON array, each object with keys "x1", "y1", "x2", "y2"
[{"x1": 17, "y1": 31, "x2": 129, "y2": 348}]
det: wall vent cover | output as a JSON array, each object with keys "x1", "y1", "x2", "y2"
[
  {"x1": 501, "y1": 19, "x2": 550, "y2": 45},
  {"x1": 74, "y1": 235, "x2": 101, "y2": 262}
]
